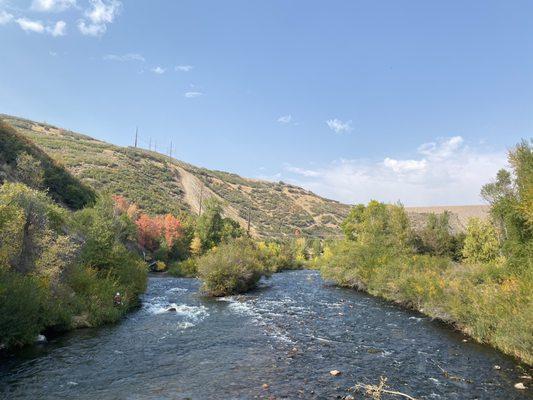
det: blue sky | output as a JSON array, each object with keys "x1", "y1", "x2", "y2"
[{"x1": 1, "y1": 1, "x2": 531, "y2": 205}]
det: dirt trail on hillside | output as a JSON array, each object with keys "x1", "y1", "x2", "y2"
[{"x1": 175, "y1": 165, "x2": 257, "y2": 236}]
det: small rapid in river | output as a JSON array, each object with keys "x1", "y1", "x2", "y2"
[{"x1": 0, "y1": 270, "x2": 530, "y2": 399}]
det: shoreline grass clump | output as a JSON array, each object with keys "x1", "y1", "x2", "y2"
[{"x1": 197, "y1": 238, "x2": 271, "y2": 296}]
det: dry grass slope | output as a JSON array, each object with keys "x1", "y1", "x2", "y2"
[{"x1": 0, "y1": 115, "x2": 349, "y2": 238}]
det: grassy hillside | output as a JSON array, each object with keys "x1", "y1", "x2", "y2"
[
  {"x1": 1, "y1": 115, "x2": 350, "y2": 238},
  {"x1": 0, "y1": 119, "x2": 96, "y2": 209},
  {"x1": 0, "y1": 114, "x2": 488, "y2": 237}
]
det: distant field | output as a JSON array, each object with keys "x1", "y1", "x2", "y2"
[{"x1": 406, "y1": 205, "x2": 490, "y2": 233}]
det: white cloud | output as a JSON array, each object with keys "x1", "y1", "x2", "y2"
[
  {"x1": 47, "y1": 20, "x2": 66, "y2": 36},
  {"x1": 184, "y1": 91, "x2": 203, "y2": 98},
  {"x1": 0, "y1": 10, "x2": 13, "y2": 25},
  {"x1": 282, "y1": 136, "x2": 507, "y2": 206},
  {"x1": 277, "y1": 115, "x2": 293, "y2": 124},
  {"x1": 151, "y1": 66, "x2": 165, "y2": 74},
  {"x1": 418, "y1": 136, "x2": 464, "y2": 159},
  {"x1": 383, "y1": 158, "x2": 427, "y2": 173},
  {"x1": 175, "y1": 65, "x2": 193, "y2": 72},
  {"x1": 284, "y1": 165, "x2": 321, "y2": 178},
  {"x1": 31, "y1": 0, "x2": 76, "y2": 12},
  {"x1": 16, "y1": 17, "x2": 67, "y2": 36},
  {"x1": 78, "y1": 0, "x2": 121, "y2": 36},
  {"x1": 16, "y1": 18, "x2": 45, "y2": 33},
  {"x1": 49, "y1": 50, "x2": 58, "y2": 56},
  {"x1": 77, "y1": 20, "x2": 105, "y2": 36},
  {"x1": 104, "y1": 53, "x2": 145, "y2": 62},
  {"x1": 86, "y1": 0, "x2": 120, "y2": 24},
  {"x1": 326, "y1": 118, "x2": 352, "y2": 134}
]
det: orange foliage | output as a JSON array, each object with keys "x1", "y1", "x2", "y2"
[
  {"x1": 163, "y1": 214, "x2": 182, "y2": 247},
  {"x1": 136, "y1": 214, "x2": 163, "y2": 252},
  {"x1": 136, "y1": 213, "x2": 183, "y2": 252},
  {"x1": 113, "y1": 196, "x2": 183, "y2": 252}
]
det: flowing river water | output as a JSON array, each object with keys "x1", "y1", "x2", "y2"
[{"x1": 0, "y1": 270, "x2": 530, "y2": 399}]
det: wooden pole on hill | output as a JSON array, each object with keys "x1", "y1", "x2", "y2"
[{"x1": 134, "y1": 127, "x2": 138, "y2": 148}]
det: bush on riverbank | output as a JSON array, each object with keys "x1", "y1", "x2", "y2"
[
  {"x1": 317, "y1": 140, "x2": 533, "y2": 365},
  {"x1": 257, "y1": 240, "x2": 305, "y2": 272},
  {"x1": 168, "y1": 258, "x2": 198, "y2": 277},
  {"x1": 0, "y1": 183, "x2": 147, "y2": 348},
  {"x1": 197, "y1": 239, "x2": 271, "y2": 296}
]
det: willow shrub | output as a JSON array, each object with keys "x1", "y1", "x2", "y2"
[
  {"x1": 168, "y1": 258, "x2": 198, "y2": 278},
  {"x1": 197, "y1": 239, "x2": 271, "y2": 296}
]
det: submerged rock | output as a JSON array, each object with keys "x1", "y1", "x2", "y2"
[
  {"x1": 167, "y1": 307, "x2": 177, "y2": 312},
  {"x1": 330, "y1": 370, "x2": 342, "y2": 376}
]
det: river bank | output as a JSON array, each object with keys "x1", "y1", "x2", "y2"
[{"x1": 0, "y1": 271, "x2": 530, "y2": 399}]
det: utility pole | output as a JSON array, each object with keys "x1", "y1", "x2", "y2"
[
  {"x1": 149, "y1": 137, "x2": 152, "y2": 151},
  {"x1": 168, "y1": 141, "x2": 173, "y2": 161},
  {"x1": 134, "y1": 127, "x2": 138, "y2": 148},
  {"x1": 154, "y1": 140, "x2": 157, "y2": 153}
]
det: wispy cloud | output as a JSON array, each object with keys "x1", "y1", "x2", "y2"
[
  {"x1": 16, "y1": 18, "x2": 45, "y2": 33},
  {"x1": 15, "y1": 17, "x2": 66, "y2": 36},
  {"x1": 184, "y1": 91, "x2": 203, "y2": 98},
  {"x1": 383, "y1": 158, "x2": 427, "y2": 173},
  {"x1": 0, "y1": 10, "x2": 13, "y2": 25},
  {"x1": 31, "y1": 0, "x2": 76, "y2": 12},
  {"x1": 282, "y1": 136, "x2": 507, "y2": 206},
  {"x1": 48, "y1": 20, "x2": 66, "y2": 36},
  {"x1": 151, "y1": 66, "x2": 166, "y2": 74},
  {"x1": 175, "y1": 65, "x2": 193, "y2": 72},
  {"x1": 326, "y1": 118, "x2": 352, "y2": 134},
  {"x1": 104, "y1": 53, "x2": 145, "y2": 62},
  {"x1": 277, "y1": 115, "x2": 293, "y2": 124},
  {"x1": 78, "y1": 0, "x2": 121, "y2": 36}
]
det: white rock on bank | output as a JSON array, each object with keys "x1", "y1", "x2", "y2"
[
  {"x1": 514, "y1": 382, "x2": 526, "y2": 390},
  {"x1": 36, "y1": 334, "x2": 47, "y2": 343}
]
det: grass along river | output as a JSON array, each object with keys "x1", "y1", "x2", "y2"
[{"x1": 0, "y1": 270, "x2": 530, "y2": 399}]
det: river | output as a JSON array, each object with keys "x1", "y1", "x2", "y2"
[{"x1": 0, "y1": 270, "x2": 530, "y2": 399}]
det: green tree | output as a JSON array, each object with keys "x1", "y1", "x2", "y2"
[
  {"x1": 220, "y1": 217, "x2": 244, "y2": 242},
  {"x1": 0, "y1": 183, "x2": 65, "y2": 273},
  {"x1": 462, "y1": 218, "x2": 500, "y2": 264},
  {"x1": 414, "y1": 212, "x2": 461, "y2": 258},
  {"x1": 196, "y1": 198, "x2": 224, "y2": 250},
  {"x1": 341, "y1": 200, "x2": 411, "y2": 253},
  {"x1": 480, "y1": 140, "x2": 532, "y2": 268}
]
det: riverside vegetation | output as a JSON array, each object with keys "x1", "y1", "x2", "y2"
[
  {"x1": 0, "y1": 120, "x2": 303, "y2": 348},
  {"x1": 1, "y1": 116, "x2": 531, "y2": 368},
  {"x1": 315, "y1": 140, "x2": 533, "y2": 364}
]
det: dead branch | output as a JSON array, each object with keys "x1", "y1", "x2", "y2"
[
  {"x1": 430, "y1": 359, "x2": 473, "y2": 383},
  {"x1": 351, "y1": 376, "x2": 418, "y2": 400}
]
